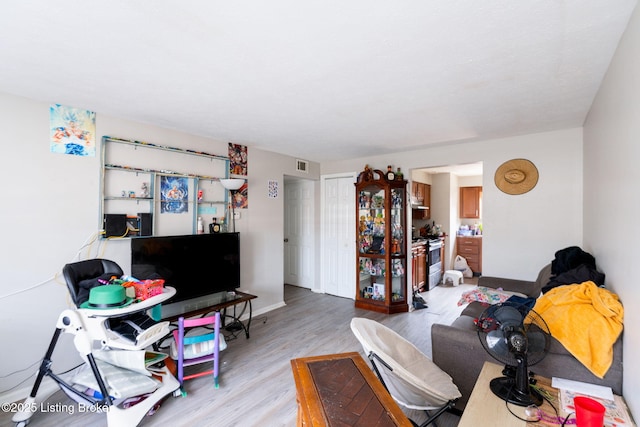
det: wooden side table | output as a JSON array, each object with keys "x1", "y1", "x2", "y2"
[
  {"x1": 290, "y1": 352, "x2": 412, "y2": 427},
  {"x1": 458, "y1": 361, "x2": 558, "y2": 427}
]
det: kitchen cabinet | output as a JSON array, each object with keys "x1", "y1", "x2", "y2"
[
  {"x1": 356, "y1": 166, "x2": 408, "y2": 314},
  {"x1": 457, "y1": 236, "x2": 482, "y2": 274},
  {"x1": 411, "y1": 241, "x2": 427, "y2": 292},
  {"x1": 460, "y1": 186, "x2": 482, "y2": 219},
  {"x1": 411, "y1": 182, "x2": 431, "y2": 220}
]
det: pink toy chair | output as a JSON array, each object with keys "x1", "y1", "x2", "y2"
[{"x1": 172, "y1": 312, "x2": 221, "y2": 395}]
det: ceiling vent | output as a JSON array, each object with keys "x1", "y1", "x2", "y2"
[{"x1": 296, "y1": 159, "x2": 309, "y2": 173}]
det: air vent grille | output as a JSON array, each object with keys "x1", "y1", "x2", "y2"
[{"x1": 296, "y1": 159, "x2": 309, "y2": 173}]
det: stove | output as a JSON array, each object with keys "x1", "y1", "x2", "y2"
[{"x1": 426, "y1": 238, "x2": 442, "y2": 290}]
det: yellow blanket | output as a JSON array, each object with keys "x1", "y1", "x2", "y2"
[{"x1": 532, "y1": 281, "x2": 623, "y2": 378}]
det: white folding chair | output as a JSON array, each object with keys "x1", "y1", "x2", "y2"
[{"x1": 350, "y1": 318, "x2": 461, "y2": 427}]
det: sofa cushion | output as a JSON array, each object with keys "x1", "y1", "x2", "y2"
[
  {"x1": 532, "y1": 263, "x2": 552, "y2": 296},
  {"x1": 450, "y1": 314, "x2": 477, "y2": 330},
  {"x1": 460, "y1": 301, "x2": 490, "y2": 319}
]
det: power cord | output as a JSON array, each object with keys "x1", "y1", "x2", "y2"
[
  {"x1": 0, "y1": 360, "x2": 84, "y2": 395},
  {"x1": 503, "y1": 383, "x2": 542, "y2": 423},
  {"x1": 0, "y1": 230, "x2": 103, "y2": 300},
  {"x1": 503, "y1": 379, "x2": 576, "y2": 425}
]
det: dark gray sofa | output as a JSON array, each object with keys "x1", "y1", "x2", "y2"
[{"x1": 431, "y1": 265, "x2": 623, "y2": 411}]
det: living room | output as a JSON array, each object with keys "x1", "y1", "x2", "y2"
[{"x1": 1, "y1": 1, "x2": 639, "y2": 425}]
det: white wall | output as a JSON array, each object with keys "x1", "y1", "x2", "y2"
[
  {"x1": 0, "y1": 92, "x2": 319, "y2": 401},
  {"x1": 322, "y1": 127, "x2": 584, "y2": 281},
  {"x1": 583, "y1": 3, "x2": 640, "y2": 414}
]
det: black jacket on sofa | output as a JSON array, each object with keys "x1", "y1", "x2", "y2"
[{"x1": 543, "y1": 246, "x2": 605, "y2": 293}]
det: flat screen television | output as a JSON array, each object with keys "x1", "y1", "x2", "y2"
[{"x1": 131, "y1": 232, "x2": 240, "y2": 318}]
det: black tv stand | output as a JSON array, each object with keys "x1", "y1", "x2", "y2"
[{"x1": 164, "y1": 291, "x2": 257, "y2": 338}]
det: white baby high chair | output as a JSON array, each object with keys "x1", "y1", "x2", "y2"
[{"x1": 12, "y1": 259, "x2": 178, "y2": 427}]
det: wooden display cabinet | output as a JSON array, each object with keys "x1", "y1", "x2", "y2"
[{"x1": 355, "y1": 166, "x2": 408, "y2": 314}]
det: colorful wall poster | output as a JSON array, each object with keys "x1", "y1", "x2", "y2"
[
  {"x1": 50, "y1": 104, "x2": 96, "y2": 156},
  {"x1": 160, "y1": 176, "x2": 189, "y2": 214},
  {"x1": 231, "y1": 182, "x2": 248, "y2": 209},
  {"x1": 229, "y1": 143, "x2": 248, "y2": 176}
]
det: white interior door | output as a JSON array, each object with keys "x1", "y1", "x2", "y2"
[
  {"x1": 284, "y1": 179, "x2": 314, "y2": 289},
  {"x1": 322, "y1": 174, "x2": 355, "y2": 299}
]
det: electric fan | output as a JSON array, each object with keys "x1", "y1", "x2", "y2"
[{"x1": 476, "y1": 301, "x2": 551, "y2": 406}]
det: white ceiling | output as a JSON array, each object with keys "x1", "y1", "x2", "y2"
[{"x1": 0, "y1": 1, "x2": 636, "y2": 163}]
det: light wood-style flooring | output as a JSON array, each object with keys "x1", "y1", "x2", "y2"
[{"x1": 1, "y1": 282, "x2": 477, "y2": 427}]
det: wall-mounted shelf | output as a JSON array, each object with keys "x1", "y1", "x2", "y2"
[{"x1": 100, "y1": 136, "x2": 230, "y2": 238}]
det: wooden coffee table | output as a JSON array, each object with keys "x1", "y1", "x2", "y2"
[{"x1": 291, "y1": 352, "x2": 412, "y2": 427}]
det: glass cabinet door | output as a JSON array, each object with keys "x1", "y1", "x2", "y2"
[
  {"x1": 357, "y1": 184, "x2": 385, "y2": 302},
  {"x1": 357, "y1": 185, "x2": 385, "y2": 255},
  {"x1": 390, "y1": 187, "x2": 405, "y2": 302},
  {"x1": 358, "y1": 258, "x2": 386, "y2": 300}
]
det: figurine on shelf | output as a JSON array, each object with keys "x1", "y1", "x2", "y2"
[
  {"x1": 362, "y1": 165, "x2": 374, "y2": 181},
  {"x1": 363, "y1": 286, "x2": 373, "y2": 299},
  {"x1": 359, "y1": 236, "x2": 371, "y2": 253},
  {"x1": 386, "y1": 165, "x2": 395, "y2": 181},
  {"x1": 373, "y1": 213, "x2": 385, "y2": 235},
  {"x1": 365, "y1": 214, "x2": 374, "y2": 234},
  {"x1": 393, "y1": 260, "x2": 405, "y2": 277},
  {"x1": 372, "y1": 195, "x2": 384, "y2": 209},
  {"x1": 140, "y1": 182, "x2": 150, "y2": 198},
  {"x1": 359, "y1": 192, "x2": 371, "y2": 209},
  {"x1": 391, "y1": 238, "x2": 400, "y2": 254},
  {"x1": 359, "y1": 215, "x2": 367, "y2": 234},
  {"x1": 391, "y1": 189, "x2": 402, "y2": 207}
]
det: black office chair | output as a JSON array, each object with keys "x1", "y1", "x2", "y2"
[{"x1": 62, "y1": 258, "x2": 124, "y2": 307}]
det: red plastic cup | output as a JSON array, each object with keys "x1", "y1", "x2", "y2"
[{"x1": 574, "y1": 396, "x2": 606, "y2": 427}]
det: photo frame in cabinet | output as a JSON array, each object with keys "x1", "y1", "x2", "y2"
[
  {"x1": 373, "y1": 283, "x2": 385, "y2": 300},
  {"x1": 364, "y1": 286, "x2": 373, "y2": 298}
]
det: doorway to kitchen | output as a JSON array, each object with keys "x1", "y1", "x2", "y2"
[{"x1": 411, "y1": 162, "x2": 483, "y2": 274}]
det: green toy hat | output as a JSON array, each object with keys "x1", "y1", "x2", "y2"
[{"x1": 80, "y1": 284, "x2": 135, "y2": 309}]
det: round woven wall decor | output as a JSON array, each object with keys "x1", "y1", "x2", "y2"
[{"x1": 494, "y1": 158, "x2": 538, "y2": 195}]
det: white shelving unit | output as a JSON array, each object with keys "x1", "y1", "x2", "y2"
[{"x1": 100, "y1": 136, "x2": 230, "y2": 238}]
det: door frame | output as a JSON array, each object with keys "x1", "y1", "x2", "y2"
[{"x1": 283, "y1": 176, "x2": 316, "y2": 290}]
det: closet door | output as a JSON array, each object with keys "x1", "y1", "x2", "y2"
[{"x1": 322, "y1": 174, "x2": 355, "y2": 299}]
